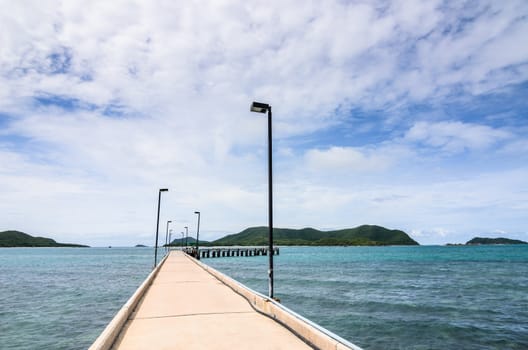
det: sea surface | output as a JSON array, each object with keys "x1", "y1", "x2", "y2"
[
  {"x1": 1, "y1": 246, "x2": 527, "y2": 350},
  {"x1": 0, "y1": 247, "x2": 153, "y2": 350}
]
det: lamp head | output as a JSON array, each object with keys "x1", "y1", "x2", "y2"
[
  {"x1": 250, "y1": 101, "x2": 270, "y2": 113},
  {"x1": 194, "y1": 211, "x2": 200, "y2": 214},
  {"x1": 159, "y1": 188, "x2": 168, "y2": 192}
]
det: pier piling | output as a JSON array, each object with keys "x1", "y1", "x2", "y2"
[{"x1": 183, "y1": 247, "x2": 279, "y2": 259}]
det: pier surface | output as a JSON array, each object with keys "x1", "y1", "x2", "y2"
[{"x1": 110, "y1": 251, "x2": 312, "y2": 349}]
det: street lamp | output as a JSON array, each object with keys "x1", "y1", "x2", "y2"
[
  {"x1": 154, "y1": 188, "x2": 169, "y2": 268},
  {"x1": 181, "y1": 232, "x2": 184, "y2": 249},
  {"x1": 194, "y1": 211, "x2": 201, "y2": 260},
  {"x1": 165, "y1": 220, "x2": 172, "y2": 253},
  {"x1": 168, "y1": 229, "x2": 173, "y2": 251},
  {"x1": 250, "y1": 101, "x2": 274, "y2": 299},
  {"x1": 184, "y1": 226, "x2": 188, "y2": 248}
]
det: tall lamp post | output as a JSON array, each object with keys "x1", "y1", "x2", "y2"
[
  {"x1": 194, "y1": 211, "x2": 201, "y2": 260},
  {"x1": 250, "y1": 101, "x2": 274, "y2": 299},
  {"x1": 168, "y1": 229, "x2": 173, "y2": 251},
  {"x1": 184, "y1": 226, "x2": 188, "y2": 248},
  {"x1": 165, "y1": 220, "x2": 172, "y2": 253},
  {"x1": 181, "y1": 232, "x2": 184, "y2": 249},
  {"x1": 154, "y1": 188, "x2": 169, "y2": 268}
]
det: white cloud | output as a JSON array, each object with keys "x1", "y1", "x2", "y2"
[
  {"x1": 405, "y1": 121, "x2": 512, "y2": 153},
  {"x1": 2, "y1": 1, "x2": 527, "y2": 123},
  {"x1": 305, "y1": 146, "x2": 393, "y2": 172}
]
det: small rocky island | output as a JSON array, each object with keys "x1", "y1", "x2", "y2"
[
  {"x1": 0, "y1": 230, "x2": 89, "y2": 247},
  {"x1": 466, "y1": 237, "x2": 527, "y2": 245}
]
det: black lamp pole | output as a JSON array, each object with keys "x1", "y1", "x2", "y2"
[
  {"x1": 154, "y1": 188, "x2": 168, "y2": 268},
  {"x1": 250, "y1": 101, "x2": 274, "y2": 299},
  {"x1": 194, "y1": 211, "x2": 201, "y2": 259}
]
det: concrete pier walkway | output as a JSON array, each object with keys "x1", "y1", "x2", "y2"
[
  {"x1": 111, "y1": 251, "x2": 312, "y2": 349},
  {"x1": 91, "y1": 250, "x2": 362, "y2": 350}
]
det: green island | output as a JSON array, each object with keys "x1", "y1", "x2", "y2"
[
  {"x1": 168, "y1": 237, "x2": 203, "y2": 246},
  {"x1": 0, "y1": 230, "x2": 89, "y2": 247},
  {"x1": 194, "y1": 225, "x2": 418, "y2": 246},
  {"x1": 466, "y1": 237, "x2": 527, "y2": 245}
]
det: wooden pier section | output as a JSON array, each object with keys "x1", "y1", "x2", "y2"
[
  {"x1": 184, "y1": 246, "x2": 279, "y2": 259},
  {"x1": 90, "y1": 250, "x2": 362, "y2": 350}
]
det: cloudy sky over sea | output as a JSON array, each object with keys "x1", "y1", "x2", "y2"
[{"x1": 1, "y1": 0, "x2": 527, "y2": 246}]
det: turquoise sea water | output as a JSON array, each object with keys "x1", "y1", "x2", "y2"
[
  {"x1": 207, "y1": 246, "x2": 528, "y2": 350},
  {"x1": 1, "y1": 246, "x2": 527, "y2": 349},
  {"x1": 0, "y1": 247, "x2": 153, "y2": 350}
]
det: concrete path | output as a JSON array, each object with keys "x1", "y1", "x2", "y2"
[{"x1": 111, "y1": 251, "x2": 313, "y2": 349}]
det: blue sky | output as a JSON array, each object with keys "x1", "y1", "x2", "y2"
[{"x1": 1, "y1": 0, "x2": 527, "y2": 246}]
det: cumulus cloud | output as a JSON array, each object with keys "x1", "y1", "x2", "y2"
[
  {"x1": 305, "y1": 146, "x2": 393, "y2": 172},
  {"x1": 404, "y1": 121, "x2": 512, "y2": 153},
  {"x1": 2, "y1": 1, "x2": 527, "y2": 126}
]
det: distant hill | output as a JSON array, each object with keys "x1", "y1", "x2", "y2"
[
  {"x1": 0, "y1": 231, "x2": 89, "y2": 247},
  {"x1": 168, "y1": 237, "x2": 209, "y2": 246},
  {"x1": 466, "y1": 237, "x2": 527, "y2": 245},
  {"x1": 209, "y1": 225, "x2": 418, "y2": 246}
]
